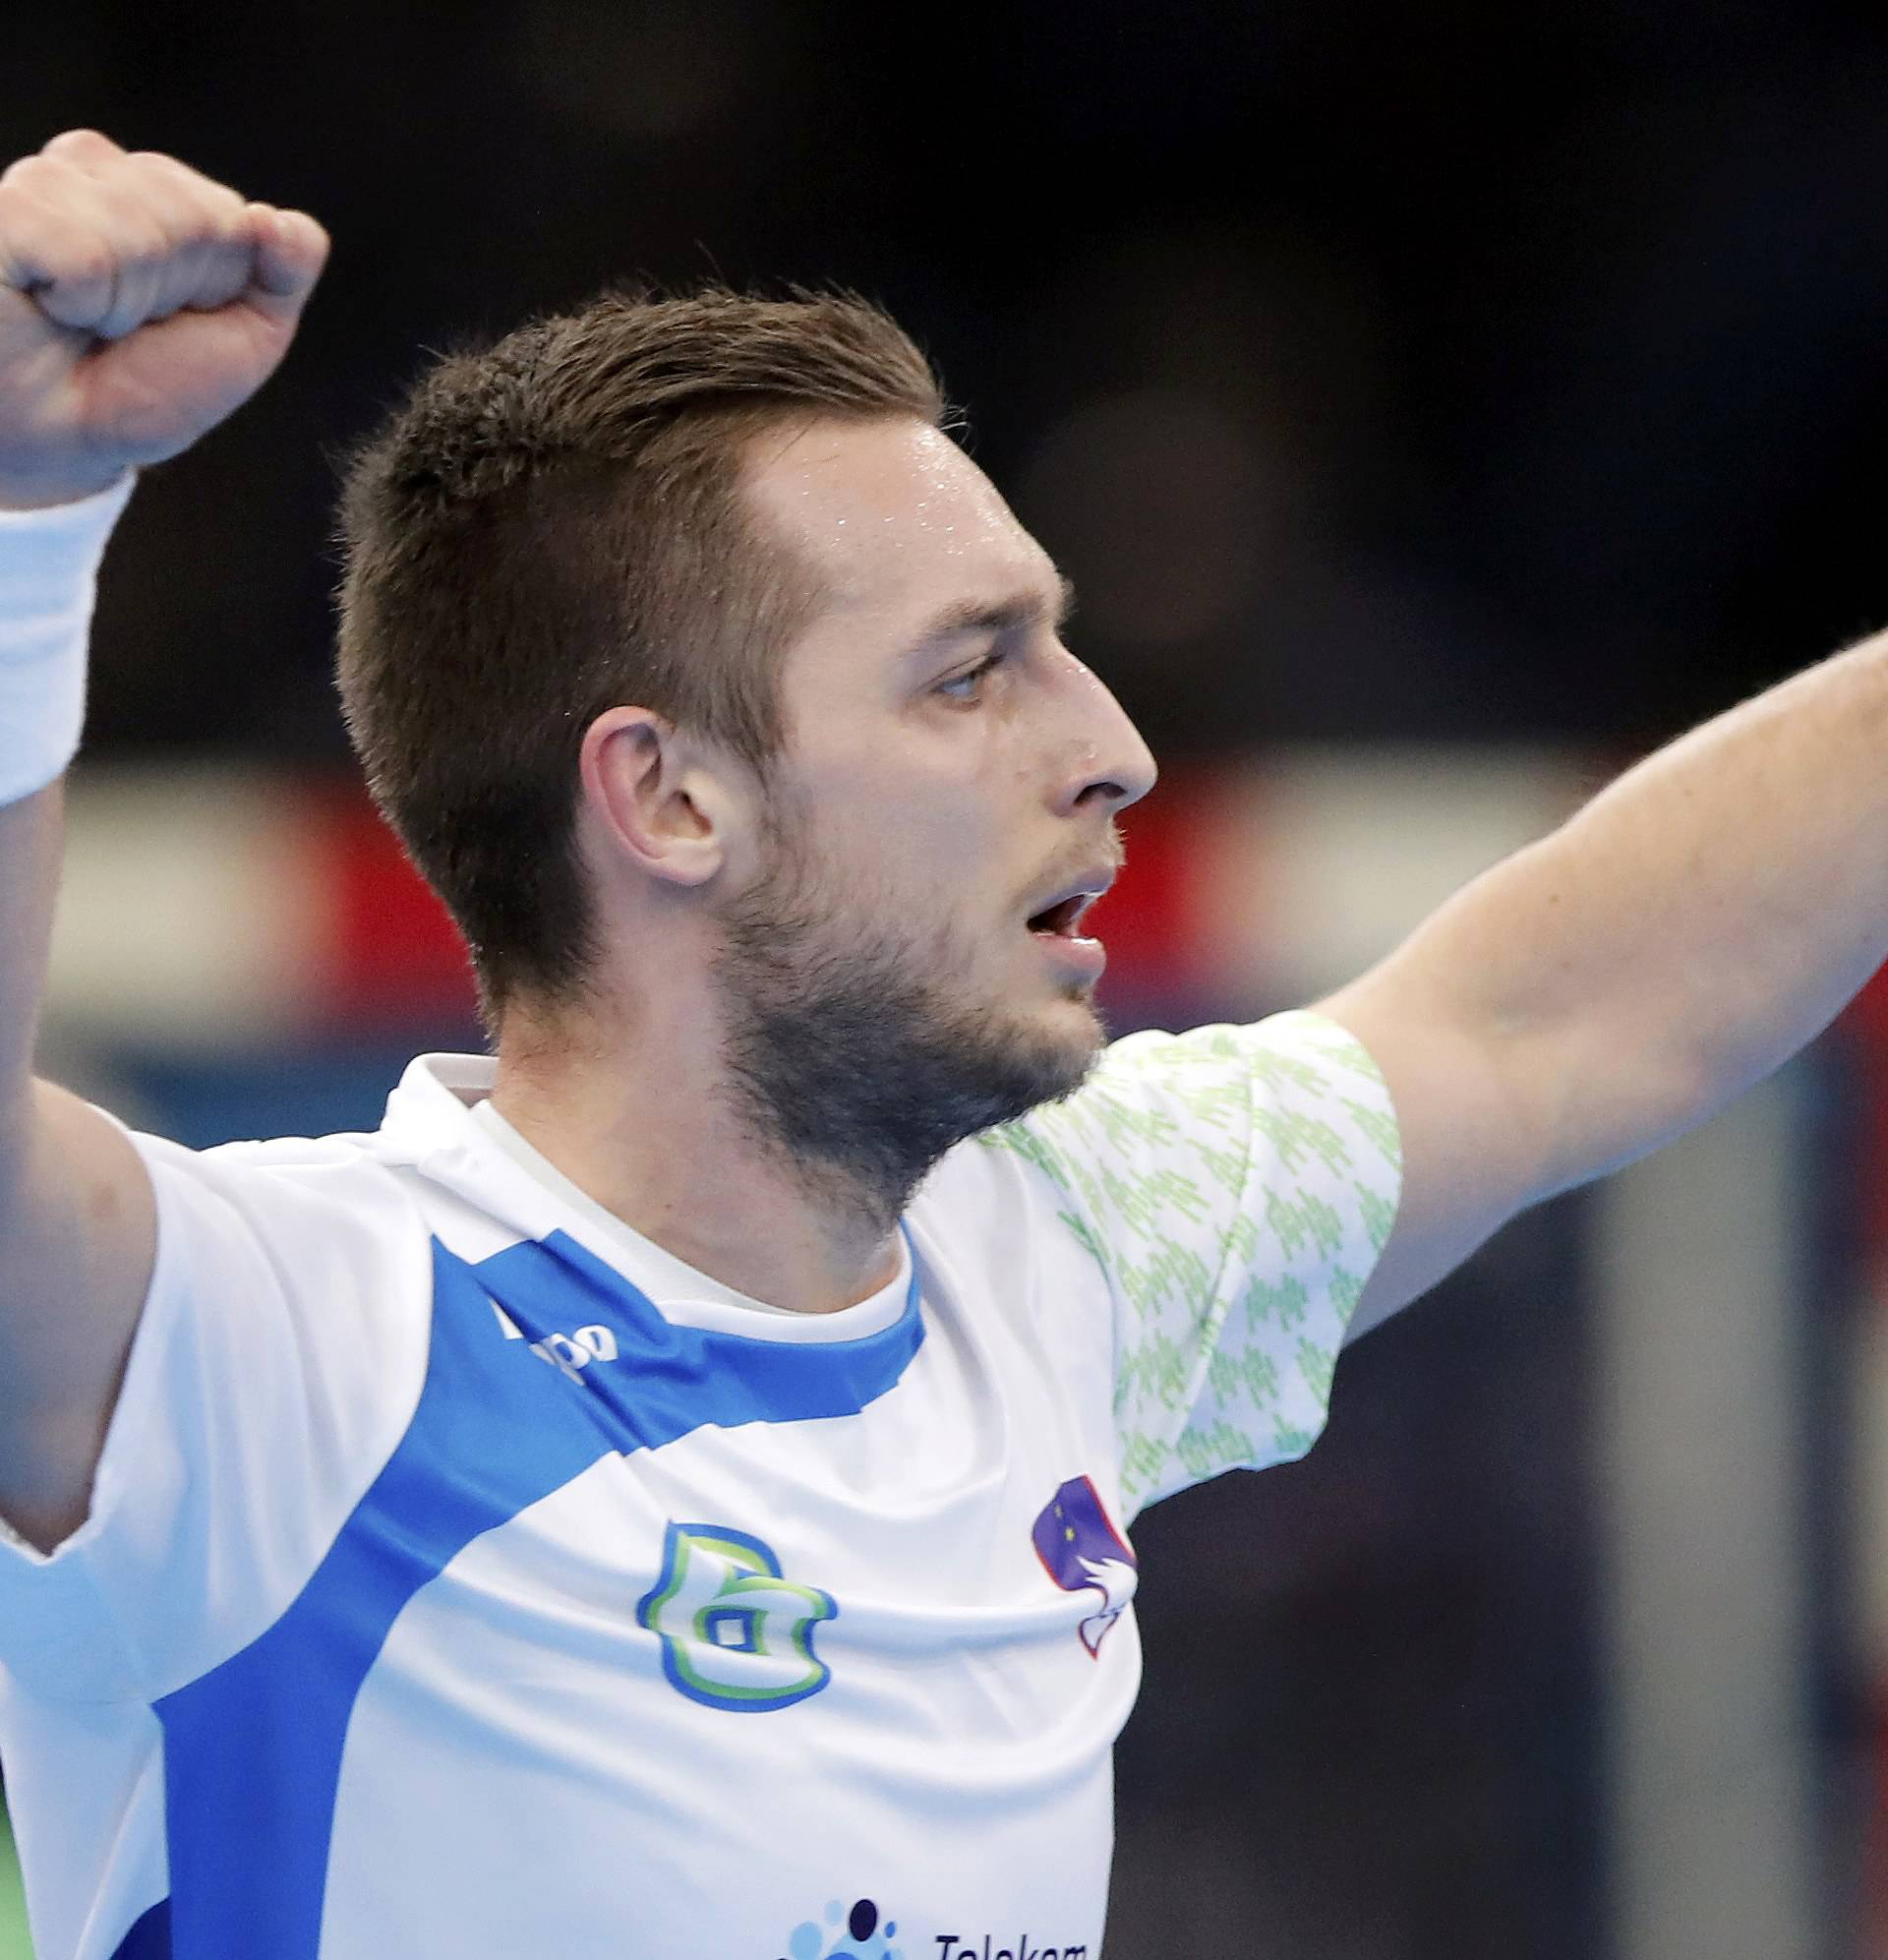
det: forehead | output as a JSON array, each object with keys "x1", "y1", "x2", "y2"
[{"x1": 738, "y1": 415, "x2": 1059, "y2": 632}]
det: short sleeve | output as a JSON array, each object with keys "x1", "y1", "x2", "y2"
[
  {"x1": 976, "y1": 1010, "x2": 1401, "y2": 1519},
  {"x1": 0, "y1": 1132, "x2": 434, "y2": 1703}
]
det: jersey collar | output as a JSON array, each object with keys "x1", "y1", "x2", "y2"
[{"x1": 370, "y1": 1053, "x2": 914, "y2": 1344}]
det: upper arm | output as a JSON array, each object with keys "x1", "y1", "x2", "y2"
[
  {"x1": 0, "y1": 1078, "x2": 158, "y2": 1550},
  {"x1": 0, "y1": 1131, "x2": 432, "y2": 1700},
  {"x1": 1310, "y1": 821, "x2": 1732, "y2": 1341},
  {"x1": 1311, "y1": 972, "x2": 1554, "y2": 1343}
]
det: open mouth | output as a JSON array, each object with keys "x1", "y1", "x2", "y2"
[{"x1": 1028, "y1": 894, "x2": 1093, "y2": 938}]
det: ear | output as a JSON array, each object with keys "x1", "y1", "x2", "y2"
[{"x1": 577, "y1": 706, "x2": 750, "y2": 889}]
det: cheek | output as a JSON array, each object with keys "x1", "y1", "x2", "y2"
[
  {"x1": 804, "y1": 744, "x2": 1021, "y2": 919},
  {"x1": 835, "y1": 764, "x2": 1001, "y2": 862},
  {"x1": 851, "y1": 821, "x2": 1005, "y2": 959}
]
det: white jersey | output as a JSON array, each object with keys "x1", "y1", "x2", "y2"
[{"x1": 0, "y1": 1010, "x2": 1398, "y2": 1960}]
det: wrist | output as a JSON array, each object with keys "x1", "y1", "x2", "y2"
[
  {"x1": 0, "y1": 471, "x2": 136, "y2": 806},
  {"x1": 0, "y1": 471, "x2": 136, "y2": 598}
]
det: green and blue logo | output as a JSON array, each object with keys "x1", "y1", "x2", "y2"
[{"x1": 637, "y1": 1521, "x2": 837, "y2": 1712}]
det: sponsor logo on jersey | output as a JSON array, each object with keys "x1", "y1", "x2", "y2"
[
  {"x1": 933, "y1": 1939, "x2": 1088, "y2": 1960},
  {"x1": 1029, "y1": 1475, "x2": 1137, "y2": 1657},
  {"x1": 638, "y1": 1522, "x2": 838, "y2": 1712},
  {"x1": 781, "y1": 1895, "x2": 903, "y2": 1959},
  {"x1": 777, "y1": 1897, "x2": 1088, "y2": 1960}
]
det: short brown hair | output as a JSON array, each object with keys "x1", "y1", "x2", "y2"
[{"x1": 333, "y1": 285, "x2": 946, "y2": 1027}]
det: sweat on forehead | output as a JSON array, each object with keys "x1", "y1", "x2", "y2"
[{"x1": 739, "y1": 415, "x2": 1040, "y2": 616}]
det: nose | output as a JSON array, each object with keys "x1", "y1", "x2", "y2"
[{"x1": 1052, "y1": 654, "x2": 1158, "y2": 816}]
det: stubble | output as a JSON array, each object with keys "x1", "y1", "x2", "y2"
[{"x1": 712, "y1": 812, "x2": 1104, "y2": 1231}]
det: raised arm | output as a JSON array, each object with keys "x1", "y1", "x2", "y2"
[
  {"x1": 0, "y1": 131, "x2": 325, "y2": 1548},
  {"x1": 1318, "y1": 635, "x2": 1888, "y2": 1340}
]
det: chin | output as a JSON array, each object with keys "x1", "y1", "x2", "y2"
[
  {"x1": 1052, "y1": 988, "x2": 1107, "y2": 1043},
  {"x1": 1016, "y1": 994, "x2": 1110, "y2": 1096}
]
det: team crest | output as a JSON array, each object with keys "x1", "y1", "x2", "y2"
[
  {"x1": 1030, "y1": 1476, "x2": 1138, "y2": 1656},
  {"x1": 637, "y1": 1521, "x2": 838, "y2": 1712}
]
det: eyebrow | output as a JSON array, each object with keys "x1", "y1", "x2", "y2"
[{"x1": 909, "y1": 571, "x2": 1078, "y2": 652}]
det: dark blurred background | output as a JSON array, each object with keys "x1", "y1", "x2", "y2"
[
  {"x1": 19, "y1": 0, "x2": 1888, "y2": 768},
  {"x1": 6, "y1": 4, "x2": 1888, "y2": 1956}
]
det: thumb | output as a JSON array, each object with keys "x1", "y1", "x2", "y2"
[{"x1": 244, "y1": 203, "x2": 329, "y2": 318}]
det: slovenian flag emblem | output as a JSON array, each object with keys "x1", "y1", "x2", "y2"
[{"x1": 1030, "y1": 1476, "x2": 1139, "y2": 1656}]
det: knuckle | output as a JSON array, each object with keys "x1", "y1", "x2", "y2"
[
  {"x1": 0, "y1": 186, "x2": 111, "y2": 283},
  {"x1": 122, "y1": 221, "x2": 171, "y2": 267},
  {"x1": 184, "y1": 185, "x2": 250, "y2": 245},
  {"x1": 44, "y1": 126, "x2": 106, "y2": 148},
  {"x1": 41, "y1": 128, "x2": 118, "y2": 163},
  {"x1": 0, "y1": 153, "x2": 59, "y2": 196},
  {"x1": 206, "y1": 182, "x2": 250, "y2": 226},
  {"x1": 125, "y1": 148, "x2": 200, "y2": 192},
  {"x1": 128, "y1": 149, "x2": 223, "y2": 198},
  {"x1": 63, "y1": 227, "x2": 155, "y2": 286},
  {"x1": 108, "y1": 162, "x2": 233, "y2": 254},
  {"x1": 55, "y1": 246, "x2": 114, "y2": 290}
]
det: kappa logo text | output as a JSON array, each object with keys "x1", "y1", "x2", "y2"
[{"x1": 488, "y1": 1298, "x2": 618, "y2": 1383}]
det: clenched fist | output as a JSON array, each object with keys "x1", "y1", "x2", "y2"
[{"x1": 0, "y1": 130, "x2": 327, "y2": 507}]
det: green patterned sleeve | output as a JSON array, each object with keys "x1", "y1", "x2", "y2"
[{"x1": 978, "y1": 1009, "x2": 1403, "y2": 1520}]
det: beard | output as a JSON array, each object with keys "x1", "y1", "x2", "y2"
[{"x1": 711, "y1": 808, "x2": 1106, "y2": 1230}]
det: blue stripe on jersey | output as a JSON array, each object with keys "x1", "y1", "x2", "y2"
[
  {"x1": 141, "y1": 1228, "x2": 922, "y2": 1960},
  {"x1": 106, "y1": 1898, "x2": 168, "y2": 1958}
]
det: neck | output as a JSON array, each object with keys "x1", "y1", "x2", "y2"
[{"x1": 489, "y1": 1000, "x2": 906, "y2": 1316}]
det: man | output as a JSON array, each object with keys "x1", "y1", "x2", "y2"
[{"x1": 0, "y1": 129, "x2": 1880, "y2": 1960}]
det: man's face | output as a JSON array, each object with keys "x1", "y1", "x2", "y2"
[{"x1": 708, "y1": 415, "x2": 1158, "y2": 1207}]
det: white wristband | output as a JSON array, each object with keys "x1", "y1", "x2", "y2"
[{"x1": 0, "y1": 473, "x2": 137, "y2": 808}]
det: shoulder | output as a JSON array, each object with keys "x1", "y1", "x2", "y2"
[
  {"x1": 134, "y1": 1121, "x2": 424, "y2": 1221},
  {"x1": 974, "y1": 1010, "x2": 1399, "y2": 1229},
  {"x1": 124, "y1": 1120, "x2": 445, "y2": 1338}
]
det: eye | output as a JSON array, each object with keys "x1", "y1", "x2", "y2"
[{"x1": 936, "y1": 650, "x2": 1005, "y2": 703}]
